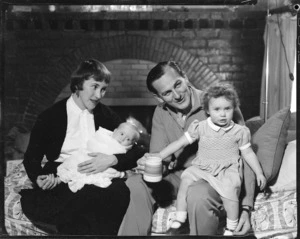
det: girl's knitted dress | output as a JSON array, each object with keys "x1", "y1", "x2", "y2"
[{"x1": 181, "y1": 118, "x2": 251, "y2": 201}]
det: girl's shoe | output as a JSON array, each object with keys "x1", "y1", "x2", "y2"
[
  {"x1": 166, "y1": 220, "x2": 189, "y2": 235},
  {"x1": 223, "y1": 227, "x2": 235, "y2": 236}
]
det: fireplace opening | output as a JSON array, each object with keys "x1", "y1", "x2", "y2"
[{"x1": 111, "y1": 105, "x2": 155, "y2": 135}]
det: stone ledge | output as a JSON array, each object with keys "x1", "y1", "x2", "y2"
[{"x1": 101, "y1": 97, "x2": 158, "y2": 106}]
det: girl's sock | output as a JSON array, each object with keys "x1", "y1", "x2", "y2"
[
  {"x1": 223, "y1": 218, "x2": 238, "y2": 235},
  {"x1": 171, "y1": 211, "x2": 187, "y2": 229},
  {"x1": 226, "y1": 218, "x2": 238, "y2": 231}
]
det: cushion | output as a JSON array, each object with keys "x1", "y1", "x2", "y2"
[
  {"x1": 251, "y1": 107, "x2": 291, "y2": 183},
  {"x1": 14, "y1": 132, "x2": 30, "y2": 154},
  {"x1": 151, "y1": 203, "x2": 176, "y2": 234},
  {"x1": 269, "y1": 140, "x2": 296, "y2": 192},
  {"x1": 288, "y1": 112, "x2": 296, "y2": 131},
  {"x1": 251, "y1": 190, "x2": 297, "y2": 238},
  {"x1": 5, "y1": 126, "x2": 30, "y2": 160},
  {"x1": 245, "y1": 117, "x2": 264, "y2": 136},
  {"x1": 5, "y1": 160, "x2": 54, "y2": 235},
  {"x1": 287, "y1": 112, "x2": 296, "y2": 142}
]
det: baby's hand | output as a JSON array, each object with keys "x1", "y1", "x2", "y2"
[
  {"x1": 105, "y1": 168, "x2": 122, "y2": 178},
  {"x1": 55, "y1": 176, "x2": 62, "y2": 185},
  {"x1": 256, "y1": 174, "x2": 267, "y2": 191}
]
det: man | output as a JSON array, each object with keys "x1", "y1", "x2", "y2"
[{"x1": 118, "y1": 61, "x2": 254, "y2": 236}]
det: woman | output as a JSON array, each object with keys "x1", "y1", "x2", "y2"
[{"x1": 20, "y1": 59, "x2": 145, "y2": 235}]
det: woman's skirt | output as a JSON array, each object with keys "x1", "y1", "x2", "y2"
[{"x1": 20, "y1": 178, "x2": 130, "y2": 235}]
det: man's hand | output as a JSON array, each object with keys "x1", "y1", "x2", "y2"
[
  {"x1": 135, "y1": 153, "x2": 169, "y2": 176},
  {"x1": 77, "y1": 152, "x2": 117, "y2": 175},
  {"x1": 134, "y1": 154, "x2": 147, "y2": 174},
  {"x1": 36, "y1": 174, "x2": 61, "y2": 190},
  {"x1": 135, "y1": 153, "x2": 161, "y2": 174},
  {"x1": 233, "y1": 209, "x2": 251, "y2": 236}
]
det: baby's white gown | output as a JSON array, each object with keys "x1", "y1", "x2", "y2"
[{"x1": 57, "y1": 127, "x2": 128, "y2": 192}]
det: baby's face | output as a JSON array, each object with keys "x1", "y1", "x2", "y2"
[{"x1": 112, "y1": 123, "x2": 138, "y2": 146}]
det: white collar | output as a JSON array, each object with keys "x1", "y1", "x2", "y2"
[
  {"x1": 69, "y1": 94, "x2": 92, "y2": 115},
  {"x1": 207, "y1": 117, "x2": 234, "y2": 132}
]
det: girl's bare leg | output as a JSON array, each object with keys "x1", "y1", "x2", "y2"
[
  {"x1": 171, "y1": 177, "x2": 195, "y2": 229},
  {"x1": 221, "y1": 196, "x2": 239, "y2": 235}
]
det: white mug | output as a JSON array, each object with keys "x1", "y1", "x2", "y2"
[{"x1": 143, "y1": 155, "x2": 163, "y2": 183}]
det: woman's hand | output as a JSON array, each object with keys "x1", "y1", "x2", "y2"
[
  {"x1": 36, "y1": 175, "x2": 48, "y2": 188},
  {"x1": 77, "y1": 152, "x2": 118, "y2": 175},
  {"x1": 36, "y1": 174, "x2": 61, "y2": 190},
  {"x1": 233, "y1": 209, "x2": 251, "y2": 236}
]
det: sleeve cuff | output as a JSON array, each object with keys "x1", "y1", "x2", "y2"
[
  {"x1": 239, "y1": 142, "x2": 251, "y2": 151},
  {"x1": 184, "y1": 132, "x2": 193, "y2": 144}
]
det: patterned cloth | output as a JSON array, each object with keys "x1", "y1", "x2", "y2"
[
  {"x1": 251, "y1": 190, "x2": 297, "y2": 239},
  {"x1": 152, "y1": 191, "x2": 297, "y2": 238},
  {"x1": 5, "y1": 159, "x2": 54, "y2": 236},
  {"x1": 5, "y1": 160, "x2": 297, "y2": 238}
]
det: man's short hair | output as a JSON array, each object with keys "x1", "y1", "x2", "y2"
[{"x1": 146, "y1": 61, "x2": 186, "y2": 94}]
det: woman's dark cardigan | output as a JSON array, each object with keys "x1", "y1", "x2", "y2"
[{"x1": 23, "y1": 97, "x2": 145, "y2": 183}]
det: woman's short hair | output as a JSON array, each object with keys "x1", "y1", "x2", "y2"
[
  {"x1": 202, "y1": 83, "x2": 240, "y2": 111},
  {"x1": 70, "y1": 59, "x2": 111, "y2": 93},
  {"x1": 146, "y1": 61, "x2": 186, "y2": 94}
]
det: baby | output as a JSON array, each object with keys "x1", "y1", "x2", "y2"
[{"x1": 57, "y1": 121, "x2": 140, "y2": 192}]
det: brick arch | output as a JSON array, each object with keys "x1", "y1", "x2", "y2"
[{"x1": 23, "y1": 35, "x2": 220, "y2": 129}]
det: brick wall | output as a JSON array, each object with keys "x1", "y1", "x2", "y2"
[
  {"x1": 3, "y1": 8, "x2": 266, "y2": 134},
  {"x1": 55, "y1": 59, "x2": 157, "y2": 104},
  {"x1": 98, "y1": 59, "x2": 155, "y2": 99}
]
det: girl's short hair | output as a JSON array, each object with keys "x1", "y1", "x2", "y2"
[
  {"x1": 70, "y1": 59, "x2": 111, "y2": 93},
  {"x1": 202, "y1": 83, "x2": 240, "y2": 111},
  {"x1": 146, "y1": 61, "x2": 186, "y2": 94}
]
